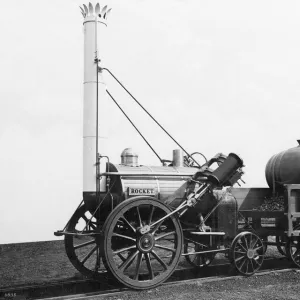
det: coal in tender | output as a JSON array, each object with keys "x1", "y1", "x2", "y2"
[{"x1": 252, "y1": 195, "x2": 285, "y2": 211}]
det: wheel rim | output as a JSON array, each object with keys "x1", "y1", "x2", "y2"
[
  {"x1": 286, "y1": 238, "x2": 300, "y2": 267},
  {"x1": 102, "y1": 198, "x2": 183, "y2": 290},
  {"x1": 231, "y1": 232, "x2": 264, "y2": 275},
  {"x1": 276, "y1": 235, "x2": 287, "y2": 256},
  {"x1": 285, "y1": 225, "x2": 300, "y2": 267},
  {"x1": 184, "y1": 238, "x2": 215, "y2": 268},
  {"x1": 65, "y1": 205, "x2": 105, "y2": 278}
]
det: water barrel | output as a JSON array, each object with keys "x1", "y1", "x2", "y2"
[{"x1": 265, "y1": 140, "x2": 300, "y2": 190}]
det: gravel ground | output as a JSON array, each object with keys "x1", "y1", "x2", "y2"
[
  {"x1": 0, "y1": 240, "x2": 83, "y2": 287},
  {"x1": 0, "y1": 238, "x2": 287, "y2": 289},
  {"x1": 96, "y1": 270, "x2": 300, "y2": 300}
]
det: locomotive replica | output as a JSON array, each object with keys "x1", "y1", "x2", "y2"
[{"x1": 55, "y1": 3, "x2": 300, "y2": 290}]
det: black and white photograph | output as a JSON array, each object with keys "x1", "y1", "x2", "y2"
[{"x1": 1, "y1": 1, "x2": 300, "y2": 299}]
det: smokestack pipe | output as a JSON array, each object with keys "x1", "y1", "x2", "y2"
[{"x1": 80, "y1": 3, "x2": 111, "y2": 202}]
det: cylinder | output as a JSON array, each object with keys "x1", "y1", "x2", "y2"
[
  {"x1": 216, "y1": 190, "x2": 237, "y2": 239},
  {"x1": 265, "y1": 140, "x2": 300, "y2": 190},
  {"x1": 172, "y1": 149, "x2": 184, "y2": 167},
  {"x1": 208, "y1": 153, "x2": 243, "y2": 186}
]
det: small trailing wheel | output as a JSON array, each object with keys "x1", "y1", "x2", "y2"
[
  {"x1": 230, "y1": 231, "x2": 264, "y2": 276},
  {"x1": 102, "y1": 196, "x2": 183, "y2": 290},
  {"x1": 184, "y1": 238, "x2": 215, "y2": 268},
  {"x1": 285, "y1": 225, "x2": 300, "y2": 267},
  {"x1": 241, "y1": 225, "x2": 268, "y2": 255},
  {"x1": 65, "y1": 205, "x2": 105, "y2": 279}
]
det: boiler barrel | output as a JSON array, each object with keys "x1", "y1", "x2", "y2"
[{"x1": 265, "y1": 140, "x2": 300, "y2": 190}]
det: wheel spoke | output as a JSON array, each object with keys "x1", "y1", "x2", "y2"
[
  {"x1": 234, "y1": 250, "x2": 247, "y2": 255},
  {"x1": 249, "y1": 257, "x2": 255, "y2": 272},
  {"x1": 118, "y1": 253, "x2": 126, "y2": 262},
  {"x1": 253, "y1": 245, "x2": 263, "y2": 252},
  {"x1": 251, "y1": 236, "x2": 258, "y2": 249},
  {"x1": 112, "y1": 232, "x2": 136, "y2": 242},
  {"x1": 151, "y1": 250, "x2": 168, "y2": 270},
  {"x1": 242, "y1": 235, "x2": 249, "y2": 250},
  {"x1": 238, "y1": 241, "x2": 248, "y2": 252},
  {"x1": 95, "y1": 248, "x2": 101, "y2": 271},
  {"x1": 235, "y1": 255, "x2": 246, "y2": 263},
  {"x1": 155, "y1": 231, "x2": 176, "y2": 241},
  {"x1": 74, "y1": 239, "x2": 96, "y2": 250},
  {"x1": 148, "y1": 205, "x2": 155, "y2": 225},
  {"x1": 154, "y1": 244, "x2": 176, "y2": 253},
  {"x1": 238, "y1": 256, "x2": 247, "y2": 270},
  {"x1": 137, "y1": 206, "x2": 142, "y2": 227},
  {"x1": 81, "y1": 245, "x2": 97, "y2": 264},
  {"x1": 113, "y1": 245, "x2": 137, "y2": 255},
  {"x1": 119, "y1": 250, "x2": 139, "y2": 272},
  {"x1": 145, "y1": 253, "x2": 154, "y2": 279},
  {"x1": 82, "y1": 215, "x2": 96, "y2": 230},
  {"x1": 121, "y1": 215, "x2": 136, "y2": 233},
  {"x1": 152, "y1": 218, "x2": 167, "y2": 234},
  {"x1": 245, "y1": 259, "x2": 249, "y2": 274},
  {"x1": 293, "y1": 249, "x2": 300, "y2": 258},
  {"x1": 252, "y1": 257, "x2": 260, "y2": 266},
  {"x1": 133, "y1": 252, "x2": 143, "y2": 280}
]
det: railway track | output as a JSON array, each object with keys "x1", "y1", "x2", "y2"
[{"x1": 0, "y1": 257, "x2": 295, "y2": 300}]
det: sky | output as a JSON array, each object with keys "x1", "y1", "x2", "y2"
[{"x1": 0, "y1": 0, "x2": 300, "y2": 244}]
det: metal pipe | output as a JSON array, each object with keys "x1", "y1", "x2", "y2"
[
  {"x1": 189, "y1": 232, "x2": 225, "y2": 235},
  {"x1": 149, "y1": 200, "x2": 189, "y2": 230},
  {"x1": 101, "y1": 68, "x2": 202, "y2": 168},
  {"x1": 182, "y1": 248, "x2": 229, "y2": 256},
  {"x1": 81, "y1": 3, "x2": 111, "y2": 197},
  {"x1": 99, "y1": 172, "x2": 207, "y2": 178}
]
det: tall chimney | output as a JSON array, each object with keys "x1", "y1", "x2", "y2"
[{"x1": 80, "y1": 3, "x2": 111, "y2": 202}]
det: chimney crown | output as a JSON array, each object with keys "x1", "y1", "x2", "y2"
[{"x1": 80, "y1": 2, "x2": 112, "y2": 21}]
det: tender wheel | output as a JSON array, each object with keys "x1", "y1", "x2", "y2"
[
  {"x1": 230, "y1": 232, "x2": 264, "y2": 276},
  {"x1": 285, "y1": 225, "x2": 300, "y2": 267},
  {"x1": 261, "y1": 236, "x2": 268, "y2": 255},
  {"x1": 184, "y1": 238, "x2": 215, "y2": 268},
  {"x1": 65, "y1": 205, "x2": 105, "y2": 279},
  {"x1": 102, "y1": 197, "x2": 183, "y2": 290},
  {"x1": 276, "y1": 235, "x2": 287, "y2": 256}
]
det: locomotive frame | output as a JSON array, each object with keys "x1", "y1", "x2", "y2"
[{"x1": 55, "y1": 152, "x2": 267, "y2": 290}]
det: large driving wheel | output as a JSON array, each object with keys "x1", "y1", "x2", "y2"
[
  {"x1": 230, "y1": 232, "x2": 264, "y2": 276},
  {"x1": 65, "y1": 205, "x2": 105, "y2": 279},
  {"x1": 102, "y1": 196, "x2": 183, "y2": 290}
]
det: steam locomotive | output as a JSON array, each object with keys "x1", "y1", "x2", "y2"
[
  {"x1": 57, "y1": 147, "x2": 249, "y2": 289},
  {"x1": 55, "y1": 2, "x2": 300, "y2": 290}
]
